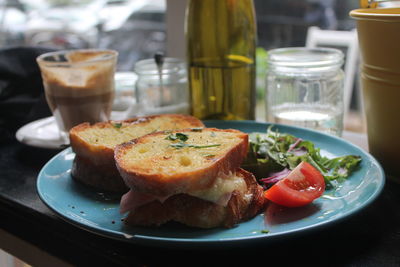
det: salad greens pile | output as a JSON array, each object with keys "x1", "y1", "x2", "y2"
[{"x1": 242, "y1": 126, "x2": 362, "y2": 189}]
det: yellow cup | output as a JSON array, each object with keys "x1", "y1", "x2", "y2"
[{"x1": 350, "y1": 8, "x2": 400, "y2": 182}]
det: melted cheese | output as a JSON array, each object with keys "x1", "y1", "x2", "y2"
[
  {"x1": 188, "y1": 172, "x2": 248, "y2": 206},
  {"x1": 120, "y1": 172, "x2": 249, "y2": 214}
]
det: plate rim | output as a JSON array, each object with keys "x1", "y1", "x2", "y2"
[{"x1": 36, "y1": 120, "x2": 386, "y2": 247}]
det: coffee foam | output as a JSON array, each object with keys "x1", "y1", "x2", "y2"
[
  {"x1": 42, "y1": 59, "x2": 115, "y2": 97},
  {"x1": 66, "y1": 50, "x2": 112, "y2": 63}
]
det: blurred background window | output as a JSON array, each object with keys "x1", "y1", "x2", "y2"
[
  {"x1": 0, "y1": 0, "x2": 364, "y2": 131},
  {"x1": 0, "y1": 0, "x2": 358, "y2": 71},
  {"x1": 255, "y1": 0, "x2": 359, "y2": 49},
  {"x1": 0, "y1": 0, "x2": 166, "y2": 71},
  {"x1": 0, "y1": 0, "x2": 359, "y2": 71}
]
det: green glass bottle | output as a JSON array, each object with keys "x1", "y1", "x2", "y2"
[{"x1": 185, "y1": 0, "x2": 257, "y2": 120}]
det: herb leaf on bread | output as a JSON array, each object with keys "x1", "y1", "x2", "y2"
[
  {"x1": 166, "y1": 132, "x2": 221, "y2": 149},
  {"x1": 165, "y1": 132, "x2": 189, "y2": 142}
]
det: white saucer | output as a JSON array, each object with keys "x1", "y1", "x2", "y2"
[
  {"x1": 16, "y1": 117, "x2": 67, "y2": 149},
  {"x1": 16, "y1": 112, "x2": 126, "y2": 149}
]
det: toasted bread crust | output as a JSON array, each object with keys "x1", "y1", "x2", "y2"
[
  {"x1": 123, "y1": 168, "x2": 266, "y2": 228},
  {"x1": 71, "y1": 156, "x2": 129, "y2": 192},
  {"x1": 69, "y1": 114, "x2": 204, "y2": 193},
  {"x1": 115, "y1": 128, "x2": 249, "y2": 197}
]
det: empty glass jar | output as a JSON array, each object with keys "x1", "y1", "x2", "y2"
[
  {"x1": 266, "y1": 47, "x2": 345, "y2": 136},
  {"x1": 133, "y1": 57, "x2": 189, "y2": 116}
]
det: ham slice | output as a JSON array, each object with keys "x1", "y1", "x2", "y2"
[
  {"x1": 120, "y1": 190, "x2": 170, "y2": 214},
  {"x1": 120, "y1": 189, "x2": 234, "y2": 214}
]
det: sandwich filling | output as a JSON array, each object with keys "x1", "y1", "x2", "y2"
[{"x1": 120, "y1": 171, "x2": 248, "y2": 214}]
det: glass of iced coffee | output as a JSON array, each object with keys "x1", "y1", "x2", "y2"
[{"x1": 37, "y1": 49, "x2": 118, "y2": 143}]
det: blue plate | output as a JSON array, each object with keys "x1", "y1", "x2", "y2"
[{"x1": 37, "y1": 121, "x2": 385, "y2": 247}]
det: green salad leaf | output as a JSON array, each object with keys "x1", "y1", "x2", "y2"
[{"x1": 243, "y1": 126, "x2": 362, "y2": 189}]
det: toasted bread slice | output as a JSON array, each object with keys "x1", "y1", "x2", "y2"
[
  {"x1": 70, "y1": 114, "x2": 204, "y2": 165},
  {"x1": 123, "y1": 168, "x2": 266, "y2": 228},
  {"x1": 69, "y1": 114, "x2": 204, "y2": 192},
  {"x1": 114, "y1": 128, "x2": 248, "y2": 197}
]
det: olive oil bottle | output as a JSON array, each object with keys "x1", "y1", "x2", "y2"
[{"x1": 186, "y1": 0, "x2": 257, "y2": 120}]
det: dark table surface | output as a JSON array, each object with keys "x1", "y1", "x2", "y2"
[{"x1": 0, "y1": 47, "x2": 399, "y2": 265}]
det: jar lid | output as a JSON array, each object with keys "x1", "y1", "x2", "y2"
[
  {"x1": 267, "y1": 47, "x2": 344, "y2": 70},
  {"x1": 134, "y1": 58, "x2": 185, "y2": 75}
]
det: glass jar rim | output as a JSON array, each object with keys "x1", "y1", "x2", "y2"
[
  {"x1": 267, "y1": 47, "x2": 344, "y2": 69},
  {"x1": 134, "y1": 57, "x2": 186, "y2": 75},
  {"x1": 36, "y1": 49, "x2": 118, "y2": 66}
]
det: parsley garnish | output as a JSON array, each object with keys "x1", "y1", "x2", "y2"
[
  {"x1": 166, "y1": 131, "x2": 220, "y2": 149},
  {"x1": 165, "y1": 132, "x2": 189, "y2": 142},
  {"x1": 113, "y1": 123, "x2": 122, "y2": 129},
  {"x1": 170, "y1": 142, "x2": 221, "y2": 149}
]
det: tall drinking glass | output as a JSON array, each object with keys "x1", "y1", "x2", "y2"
[{"x1": 37, "y1": 49, "x2": 118, "y2": 143}]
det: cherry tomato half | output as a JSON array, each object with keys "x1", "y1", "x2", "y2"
[{"x1": 264, "y1": 161, "x2": 325, "y2": 207}]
